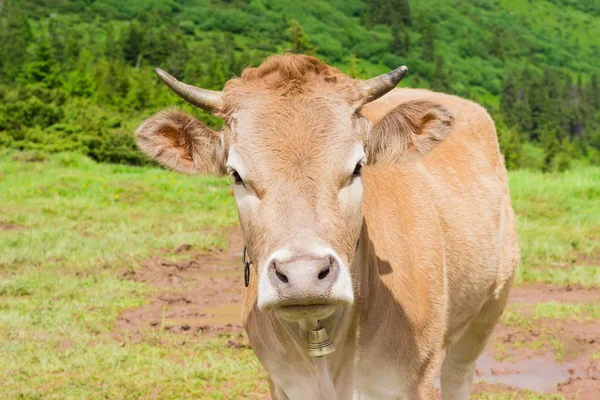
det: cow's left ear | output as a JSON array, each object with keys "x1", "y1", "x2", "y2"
[
  {"x1": 365, "y1": 100, "x2": 454, "y2": 166},
  {"x1": 135, "y1": 109, "x2": 226, "y2": 175}
]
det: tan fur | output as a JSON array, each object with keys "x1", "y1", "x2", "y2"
[
  {"x1": 136, "y1": 55, "x2": 519, "y2": 400},
  {"x1": 367, "y1": 100, "x2": 454, "y2": 165},
  {"x1": 135, "y1": 109, "x2": 225, "y2": 175}
]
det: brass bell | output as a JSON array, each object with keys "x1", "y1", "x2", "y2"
[{"x1": 306, "y1": 327, "x2": 336, "y2": 357}]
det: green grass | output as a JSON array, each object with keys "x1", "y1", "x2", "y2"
[
  {"x1": 1, "y1": 333, "x2": 267, "y2": 399},
  {"x1": 509, "y1": 164, "x2": 600, "y2": 286},
  {"x1": 1, "y1": 152, "x2": 599, "y2": 398},
  {"x1": 0, "y1": 152, "x2": 264, "y2": 399},
  {"x1": 472, "y1": 391, "x2": 564, "y2": 400},
  {"x1": 503, "y1": 302, "x2": 600, "y2": 328},
  {"x1": 0, "y1": 151, "x2": 238, "y2": 270}
]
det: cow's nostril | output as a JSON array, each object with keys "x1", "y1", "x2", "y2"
[
  {"x1": 275, "y1": 269, "x2": 288, "y2": 283},
  {"x1": 318, "y1": 265, "x2": 331, "y2": 280}
]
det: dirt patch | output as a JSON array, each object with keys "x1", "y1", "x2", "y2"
[
  {"x1": 508, "y1": 283, "x2": 600, "y2": 305},
  {"x1": 115, "y1": 229, "x2": 600, "y2": 398},
  {"x1": 577, "y1": 250, "x2": 600, "y2": 267},
  {"x1": 470, "y1": 282, "x2": 600, "y2": 398},
  {"x1": 0, "y1": 222, "x2": 25, "y2": 231},
  {"x1": 115, "y1": 229, "x2": 246, "y2": 340},
  {"x1": 557, "y1": 376, "x2": 600, "y2": 400}
]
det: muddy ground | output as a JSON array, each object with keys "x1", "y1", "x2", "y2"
[{"x1": 116, "y1": 230, "x2": 599, "y2": 399}]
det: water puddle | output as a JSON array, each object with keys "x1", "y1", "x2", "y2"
[{"x1": 475, "y1": 353, "x2": 578, "y2": 391}]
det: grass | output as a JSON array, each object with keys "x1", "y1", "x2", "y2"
[
  {"x1": 472, "y1": 391, "x2": 564, "y2": 400},
  {"x1": 0, "y1": 151, "x2": 264, "y2": 399},
  {"x1": 0, "y1": 151, "x2": 238, "y2": 270},
  {"x1": 1, "y1": 333, "x2": 267, "y2": 399},
  {"x1": 1, "y1": 152, "x2": 599, "y2": 398},
  {"x1": 502, "y1": 302, "x2": 600, "y2": 327},
  {"x1": 509, "y1": 164, "x2": 600, "y2": 286}
]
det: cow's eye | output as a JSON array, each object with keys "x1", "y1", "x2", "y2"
[
  {"x1": 231, "y1": 170, "x2": 243, "y2": 185},
  {"x1": 352, "y1": 163, "x2": 363, "y2": 178}
]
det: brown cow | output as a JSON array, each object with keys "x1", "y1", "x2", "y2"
[{"x1": 135, "y1": 54, "x2": 519, "y2": 400}]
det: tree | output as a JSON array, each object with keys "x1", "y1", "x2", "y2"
[
  {"x1": 348, "y1": 53, "x2": 366, "y2": 79},
  {"x1": 125, "y1": 69, "x2": 152, "y2": 111},
  {"x1": 367, "y1": 0, "x2": 412, "y2": 27},
  {"x1": 391, "y1": 22, "x2": 411, "y2": 54},
  {"x1": 541, "y1": 128, "x2": 560, "y2": 172},
  {"x1": 67, "y1": 49, "x2": 95, "y2": 97},
  {"x1": 0, "y1": 3, "x2": 33, "y2": 80},
  {"x1": 288, "y1": 19, "x2": 313, "y2": 55},
  {"x1": 421, "y1": 23, "x2": 435, "y2": 62},
  {"x1": 23, "y1": 34, "x2": 62, "y2": 89},
  {"x1": 498, "y1": 126, "x2": 524, "y2": 170},
  {"x1": 430, "y1": 56, "x2": 449, "y2": 92},
  {"x1": 104, "y1": 23, "x2": 123, "y2": 60},
  {"x1": 490, "y1": 29, "x2": 506, "y2": 60},
  {"x1": 500, "y1": 74, "x2": 518, "y2": 127},
  {"x1": 122, "y1": 20, "x2": 144, "y2": 67},
  {"x1": 95, "y1": 60, "x2": 129, "y2": 107}
]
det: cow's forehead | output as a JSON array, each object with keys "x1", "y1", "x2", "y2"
[{"x1": 227, "y1": 96, "x2": 362, "y2": 180}]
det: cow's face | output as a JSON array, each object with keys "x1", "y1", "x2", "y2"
[
  {"x1": 136, "y1": 55, "x2": 452, "y2": 323},
  {"x1": 223, "y1": 95, "x2": 367, "y2": 320}
]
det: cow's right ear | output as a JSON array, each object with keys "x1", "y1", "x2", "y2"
[
  {"x1": 365, "y1": 100, "x2": 453, "y2": 166},
  {"x1": 135, "y1": 109, "x2": 226, "y2": 175}
]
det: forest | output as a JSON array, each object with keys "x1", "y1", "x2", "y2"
[{"x1": 1, "y1": 0, "x2": 599, "y2": 171}]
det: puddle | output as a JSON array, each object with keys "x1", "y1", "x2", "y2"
[{"x1": 474, "y1": 353, "x2": 582, "y2": 391}]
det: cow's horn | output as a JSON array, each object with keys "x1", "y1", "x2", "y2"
[
  {"x1": 359, "y1": 65, "x2": 408, "y2": 104},
  {"x1": 155, "y1": 68, "x2": 224, "y2": 113}
]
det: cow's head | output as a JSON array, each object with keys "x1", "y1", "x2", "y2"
[{"x1": 136, "y1": 55, "x2": 452, "y2": 323}]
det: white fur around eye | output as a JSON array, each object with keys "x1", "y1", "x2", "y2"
[
  {"x1": 226, "y1": 145, "x2": 246, "y2": 178},
  {"x1": 339, "y1": 141, "x2": 366, "y2": 206},
  {"x1": 339, "y1": 175, "x2": 364, "y2": 207},
  {"x1": 227, "y1": 145, "x2": 260, "y2": 215}
]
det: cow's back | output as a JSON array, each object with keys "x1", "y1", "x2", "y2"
[{"x1": 360, "y1": 88, "x2": 519, "y2": 345}]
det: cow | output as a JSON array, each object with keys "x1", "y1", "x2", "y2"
[{"x1": 135, "y1": 54, "x2": 519, "y2": 400}]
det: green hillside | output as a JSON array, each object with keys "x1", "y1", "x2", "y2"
[{"x1": 0, "y1": 0, "x2": 599, "y2": 169}]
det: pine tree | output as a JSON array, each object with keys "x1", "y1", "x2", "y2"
[
  {"x1": 126, "y1": 69, "x2": 152, "y2": 111},
  {"x1": 431, "y1": 56, "x2": 449, "y2": 92},
  {"x1": 490, "y1": 29, "x2": 506, "y2": 60},
  {"x1": 104, "y1": 24, "x2": 123, "y2": 60},
  {"x1": 122, "y1": 20, "x2": 144, "y2": 67},
  {"x1": 500, "y1": 74, "x2": 518, "y2": 127},
  {"x1": 67, "y1": 49, "x2": 95, "y2": 97},
  {"x1": 0, "y1": 3, "x2": 33, "y2": 81},
  {"x1": 421, "y1": 23, "x2": 435, "y2": 62},
  {"x1": 541, "y1": 128, "x2": 560, "y2": 172},
  {"x1": 515, "y1": 66, "x2": 534, "y2": 138},
  {"x1": 95, "y1": 60, "x2": 129, "y2": 107},
  {"x1": 348, "y1": 53, "x2": 366, "y2": 79},
  {"x1": 391, "y1": 22, "x2": 411, "y2": 54},
  {"x1": 590, "y1": 74, "x2": 599, "y2": 110},
  {"x1": 367, "y1": 0, "x2": 411, "y2": 27},
  {"x1": 23, "y1": 33, "x2": 62, "y2": 89},
  {"x1": 288, "y1": 19, "x2": 313, "y2": 55},
  {"x1": 498, "y1": 126, "x2": 524, "y2": 170}
]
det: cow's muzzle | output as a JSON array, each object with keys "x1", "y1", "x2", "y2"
[{"x1": 257, "y1": 249, "x2": 354, "y2": 320}]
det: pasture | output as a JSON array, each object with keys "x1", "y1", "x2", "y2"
[{"x1": 1, "y1": 150, "x2": 599, "y2": 399}]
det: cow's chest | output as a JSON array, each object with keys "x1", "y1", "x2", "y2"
[
  {"x1": 351, "y1": 360, "x2": 410, "y2": 400},
  {"x1": 267, "y1": 359, "x2": 410, "y2": 400}
]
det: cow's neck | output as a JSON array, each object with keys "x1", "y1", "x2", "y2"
[{"x1": 267, "y1": 227, "x2": 374, "y2": 398}]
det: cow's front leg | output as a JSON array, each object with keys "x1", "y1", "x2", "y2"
[
  {"x1": 408, "y1": 381, "x2": 436, "y2": 400},
  {"x1": 268, "y1": 378, "x2": 289, "y2": 400}
]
